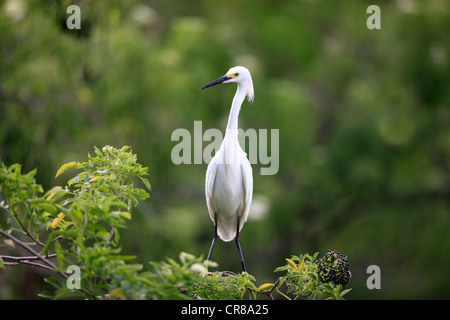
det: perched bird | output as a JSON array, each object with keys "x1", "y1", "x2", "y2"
[{"x1": 201, "y1": 66, "x2": 254, "y2": 272}]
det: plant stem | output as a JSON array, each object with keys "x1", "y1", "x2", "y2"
[{"x1": 0, "y1": 229, "x2": 67, "y2": 278}]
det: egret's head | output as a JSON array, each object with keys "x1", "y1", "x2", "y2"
[{"x1": 201, "y1": 66, "x2": 254, "y2": 103}]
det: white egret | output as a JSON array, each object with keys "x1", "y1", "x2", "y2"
[{"x1": 200, "y1": 66, "x2": 254, "y2": 272}]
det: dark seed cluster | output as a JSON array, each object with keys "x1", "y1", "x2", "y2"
[{"x1": 316, "y1": 250, "x2": 351, "y2": 286}]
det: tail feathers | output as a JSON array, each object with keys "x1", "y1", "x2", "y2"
[{"x1": 216, "y1": 215, "x2": 244, "y2": 242}]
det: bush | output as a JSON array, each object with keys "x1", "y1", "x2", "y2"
[{"x1": 0, "y1": 145, "x2": 351, "y2": 300}]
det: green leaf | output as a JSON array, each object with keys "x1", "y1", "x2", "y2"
[
  {"x1": 285, "y1": 258, "x2": 297, "y2": 269},
  {"x1": 54, "y1": 241, "x2": 65, "y2": 270},
  {"x1": 44, "y1": 186, "x2": 63, "y2": 200},
  {"x1": 95, "y1": 229, "x2": 111, "y2": 240},
  {"x1": 3, "y1": 239, "x2": 15, "y2": 248},
  {"x1": 109, "y1": 288, "x2": 126, "y2": 300},
  {"x1": 37, "y1": 291, "x2": 54, "y2": 300},
  {"x1": 41, "y1": 232, "x2": 57, "y2": 256},
  {"x1": 274, "y1": 265, "x2": 289, "y2": 272},
  {"x1": 340, "y1": 288, "x2": 352, "y2": 297},
  {"x1": 112, "y1": 227, "x2": 120, "y2": 245},
  {"x1": 94, "y1": 146, "x2": 103, "y2": 157},
  {"x1": 138, "y1": 176, "x2": 152, "y2": 191},
  {"x1": 257, "y1": 283, "x2": 273, "y2": 291},
  {"x1": 31, "y1": 199, "x2": 58, "y2": 215},
  {"x1": 307, "y1": 272, "x2": 317, "y2": 281},
  {"x1": 55, "y1": 162, "x2": 79, "y2": 178},
  {"x1": 119, "y1": 211, "x2": 131, "y2": 219},
  {"x1": 44, "y1": 277, "x2": 62, "y2": 289},
  {"x1": 70, "y1": 207, "x2": 84, "y2": 227}
]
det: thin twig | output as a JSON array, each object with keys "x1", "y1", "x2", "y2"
[
  {"x1": 3, "y1": 260, "x2": 55, "y2": 271},
  {"x1": 106, "y1": 228, "x2": 114, "y2": 244},
  {"x1": 259, "y1": 276, "x2": 283, "y2": 300},
  {"x1": 0, "y1": 229, "x2": 67, "y2": 278},
  {"x1": 1, "y1": 254, "x2": 57, "y2": 261}
]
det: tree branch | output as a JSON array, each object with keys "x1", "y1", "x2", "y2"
[
  {"x1": 1, "y1": 254, "x2": 57, "y2": 261},
  {"x1": 3, "y1": 260, "x2": 55, "y2": 271},
  {"x1": 0, "y1": 229, "x2": 67, "y2": 278}
]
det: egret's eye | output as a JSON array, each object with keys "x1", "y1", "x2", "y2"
[{"x1": 234, "y1": 73, "x2": 239, "y2": 77}]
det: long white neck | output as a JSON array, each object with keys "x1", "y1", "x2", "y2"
[
  {"x1": 221, "y1": 82, "x2": 247, "y2": 165},
  {"x1": 225, "y1": 83, "x2": 247, "y2": 133},
  {"x1": 221, "y1": 84, "x2": 246, "y2": 164}
]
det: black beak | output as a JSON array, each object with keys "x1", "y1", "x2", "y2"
[{"x1": 200, "y1": 75, "x2": 231, "y2": 90}]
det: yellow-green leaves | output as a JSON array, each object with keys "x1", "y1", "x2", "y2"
[
  {"x1": 108, "y1": 288, "x2": 127, "y2": 300},
  {"x1": 118, "y1": 211, "x2": 131, "y2": 220},
  {"x1": 275, "y1": 252, "x2": 352, "y2": 300},
  {"x1": 50, "y1": 212, "x2": 65, "y2": 229},
  {"x1": 257, "y1": 283, "x2": 273, "y2": 291},
  {"x1": 286, "y1": 258, "x2": 297, "y2": 269},
  {"x1": 0, "y1": 146, "x2": 153, "y2": 300},
  {"x1": 55, "y1": 161, "x2": 80, "y2": 178}
]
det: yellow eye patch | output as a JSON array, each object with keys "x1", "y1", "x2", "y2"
[{"x1": 226, "y1": 72, "x2": 239, "y2": 79}]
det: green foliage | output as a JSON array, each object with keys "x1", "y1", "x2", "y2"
[
  {"x1": 39, "y1": 251, "x2": 216, "y2": 300},
  {"x1": 1, "y1": 145, "x2": 352, "y2": 299},
  {"x1": 0, "y1": 163, "x2": 45, "y2": 241},
  {"x1": 48, "y1": 145, "x2": 150, "y2": 241},
  {"x1": 274, "y1": 252, "x2": 351, "y2": 300},
  {"x1": 192, "y1": 272, "x2": 242, "y2": 300},
  {"x1": 191, "y1": 271, "x2": 258, "y2": 300},
  {"x1": 1, "y1": 146, "x2": 152, "y2": 299},
  {"x1": 1, "y1": 1, "x2": 450, "y2": 299}
]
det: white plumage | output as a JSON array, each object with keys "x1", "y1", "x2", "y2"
[{"x1": 201, "y1": 66, "x2": 254, "y2": 271}]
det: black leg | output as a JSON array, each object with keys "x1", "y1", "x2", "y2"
[
  {"x1": 207, "y1": 213, "x2": 218, "y2": 261},
  {"x1": 235, "y1": 215, "x2": 247, "y2": 273}
]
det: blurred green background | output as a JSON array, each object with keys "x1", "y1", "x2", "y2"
[{"x1": 1, "y1": 0, "x2": 449, "y2": 299}]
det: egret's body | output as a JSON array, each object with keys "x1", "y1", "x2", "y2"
[
  {"x1": 206, "y1": 134, "x2": 252, "y2": 242},
  {"x1": 201, "y1": 66, "x2": 254, "y2": 272}
]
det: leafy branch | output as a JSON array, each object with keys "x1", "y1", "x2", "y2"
[
  {"x1": 0, "y1": 145, "x2": 351, "y2": 300},
  {"x1": 0, "y1": 146, "x2": 151, "y2": 298},
  {"x1": 272, "y1": 251, "x2": 352, "y2": 300}
]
